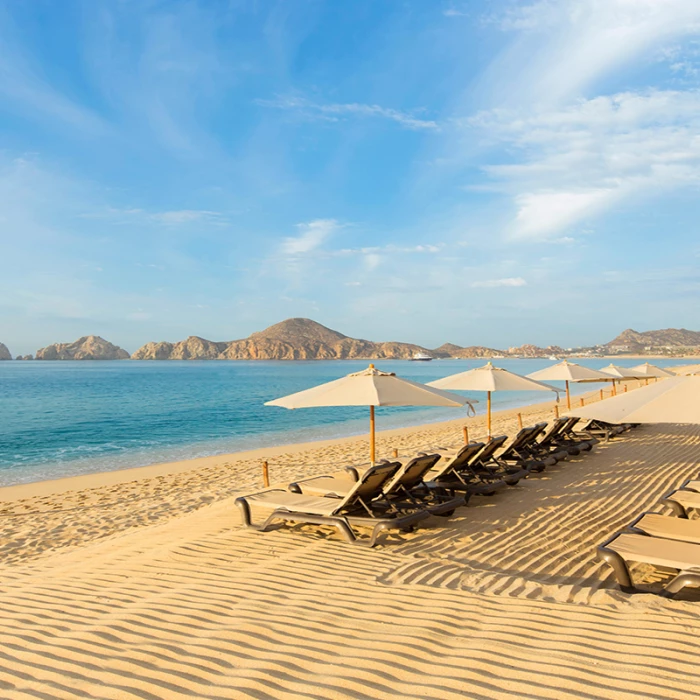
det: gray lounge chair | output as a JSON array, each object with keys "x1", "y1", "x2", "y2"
[
  {"x1": 289, "y1": 453, "x2": 465, "y2": 516},
  {"x1": 426, "y1": 442, "x2": 506, "y2": 496},
  {"x1": 598, "y1": 529, "x2": 700, "y2": 597},
  {"x1": 235, "y1": 461, "x2": 430, "y2": 547},
  {"x1": 660, "y1": 488, "x2": 700, "y2": 519},
  {"x1": 467, "y1": 435, "x2": 529, "y2": 485}
]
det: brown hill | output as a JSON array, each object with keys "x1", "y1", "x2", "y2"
[
  {"x1": 606, "y1": 328, "x2": 700, "y2": 351},
  {"x1": 132, "y1": 318, "x2": 438, "y2": 361},
  {"x1": 0, "y1": 342, "x2": 11, "y2": 360},
  {"x1": 35, "y1": 336, "x2": 130, "y2": 361}
]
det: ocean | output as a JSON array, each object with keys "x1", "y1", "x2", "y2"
[{"x1": 0, "y1": 358, "x2": 687, "y2": 487}]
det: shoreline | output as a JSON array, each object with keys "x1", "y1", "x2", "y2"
[{"x1": 0, "y1": 396, "x2": 560, "y2": 503}]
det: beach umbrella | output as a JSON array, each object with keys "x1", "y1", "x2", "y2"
[
  {"x1": 670, "y1": 363, "x2": 700, "y2": 376},
  {"x1": 527, "y1": 360, "x2": 612, "y2": 410},
  {"x1": 566, "y1": 376, "x2": 700, "y2": 424},
  {"x1": 265, "y1": 364, "x2": 474, "y2": 463},
  {"x1": 428, "y1": 362, "x2": 559, "y2": 438},
  {"x1": 599, "y1": 364, "x2": 648, "y2": 396},
  {"x1": 630, "y1": 362, "x2": 676, "y2": 379}
]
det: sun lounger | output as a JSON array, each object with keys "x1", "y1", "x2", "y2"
[
  {"x1": 556, "y1": 417, "x2": 596, "y2": 450},
  {"x1": 598, "y1": 530, "x2": 700, "y2": 596},
  {"x1": 467, "y1": 435, "x2": 528, "y2": 485},
  {"x1": 582, "y1": 419, "x2": 628, "y2": 442},
  {"x1": 498, "y1": 424, "x2": 553, "y2": 472},
  {"x1": 626, "y1": 511, "x2": 700, "y2": 545},
  {"x1": 427, "y1": 442, "x2": 506, "y2": 496},
  {"x1": 289, "y1": 453, "x2": 465, "y2": 516},
  {"x1": 236, "y1": 461, "x2": 430, "y2": 547},
  {"x1": 660, "y1": 488, "x2": 700, "y2": 519},
  {"x1": 535, "y1": 419, "x2": 576, "y2": 459}
]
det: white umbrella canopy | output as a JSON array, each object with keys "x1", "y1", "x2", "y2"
[
  {"x1": 566, "y1": 376, "x2": 700, "y2": 424},
  {"x1": 527, "y1": 360, "x2": 612, "y2": 409},
  {"x1": 599, "y1": 364, "x2": 647, "y2": 379},
  {"x1": 670, "y1": 363, "x2": 700, "y2": 376},
  {"x1": 629, "y1": 362, "x2": 676, "y2": 379},
  {"x1": 428, "y1": 362, "x2": 559, "y2": 437},
  {"x1": 266, "y1": 364, "x2": 474, "y2": 463}
]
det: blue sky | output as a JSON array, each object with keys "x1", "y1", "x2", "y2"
[{"x1": 2, "y1": 0, "x2": 700, "y2": 355}]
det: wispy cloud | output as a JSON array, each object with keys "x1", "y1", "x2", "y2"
[
  {"x1": 482, "y1": 0, "x2": 700, "y2": 104},
  {"x1": 258, "y1": 96, "x2": 439, "y2": 131},
  {"x1": 85, "y1": 208, "x2": 225, "y2": 226},
  {"x1": 466, "y1": 90, "x2": 700, "y2": 238},
  {"x1": 281, "y1": 219, "x2": 340, "y2": 256},
  {"x1": 471, "y1": 277, "x2": 527, "y2": 288}
]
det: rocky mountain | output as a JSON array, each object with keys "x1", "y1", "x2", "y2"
[
  {"x1": 132, "y1": 318, "x2": 439, "y2": 361},
  {"x1": 433, "y1": 343, "x2": 503, "y2": 359},
  {"x1": 35, "y1": 336, "x2": 130, "y2": 361},
  {"x1": 15, "y1": 355, "x2": 33, "y2": 361},
  {"x1": 0, "y1": 343, "x2": 11, "y2": 360},
  {"x1": 606, "y1": 328, "x2": 700, "y2": 352}
]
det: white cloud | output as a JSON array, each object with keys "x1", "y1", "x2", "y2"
[
  {"x1": 467, "y1": 90, "x2": 700, "y2": 238},
  {"x1": 149, "y1": 210, "x2": 223, "y2": 225},
  {"x1": 471, "y1": 277, "x2": 527, "y2": 288},
  {"x1": 281, "y1": 219, "x2": 339, "y2": 256},
  {"x1": 258, "y1": 96, "x2": 439, "y2": 131},
  {"x1": 512, "y1": 189, "x2": 620, "y2": 240},
  {"x1": 486, "y1": 0, "x2": 700, "y2": 104}
]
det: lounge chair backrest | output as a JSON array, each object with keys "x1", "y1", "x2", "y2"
[
  {"x1": 338, "y1": 461, "x2": 402, "y2": 510},
  {"x1": 432, "y1": 442, "x2": 485, "y2": 480},
  {"x1": 383, "y1": 453, "x2": 442, "y2": 494},
  {"x1": 539, "y1": 418, "x2": 568, "y2": 445},
  {"x1": 499, "y1": 427, "x2": 536, "y2": 459},
  {"x1": 471, "y1": 435, "x2": 507, "y2": 464}
]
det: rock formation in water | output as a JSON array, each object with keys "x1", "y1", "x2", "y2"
[
  {"x1": 15, "y1": 354, "x2": 34, "y2": 360},
  {"x1": 35, "y1": 336, "x2": 130, "y2": 360},
  {"x1": 0, "y1": 343, "x2": 11, "y2": 360}
]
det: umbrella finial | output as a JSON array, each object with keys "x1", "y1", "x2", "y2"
[{"x1": 369, "y1": 363, "x2": 375, "y2": 369}]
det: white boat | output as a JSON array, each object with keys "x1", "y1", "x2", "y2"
[
  {"x1": 410, "y1": 352, "x2": 434, "y2": 362},
  {"x1": 548, "y1": 355, "x2": 559, "y2": 361}
]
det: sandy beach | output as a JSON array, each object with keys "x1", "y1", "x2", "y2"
[{"x1": 2, "y1": 394, "x2": 700, "y2": 698}]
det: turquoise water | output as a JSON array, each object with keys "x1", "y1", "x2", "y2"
[{"x1": 0, "y1": 358, "x2": 688, "y2": 486}]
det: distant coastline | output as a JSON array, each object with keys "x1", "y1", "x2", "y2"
[{"x1": 4, "y1": 318, "x2": 700, "y2": 362}]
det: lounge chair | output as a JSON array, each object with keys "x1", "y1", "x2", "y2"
[
  {"x1": 582, "y1": 419, "x2": 627, "y2": 442},
  {"x1": 534, "y1": 420, "x2": 576, "y2": 459},
  {"x1": 235, "y1": 461, "x2": 430, "y2": 547},
  {"x1": 597, "y1": 530, "x2": 700, "y2": 597},
  {"x1": 627, "y1": 511, "x2": 700, "y2": 544},
  {"x1": 556, "y1": 417, "x2": 596, "y2": 450},
  {"x1": 467, "y1": 435, "x2": 529, "y2": 485},
  {"x1": 426, "y1": 442, "x2": 506, "y2": 496},
  {"x1": 660, "y1": 488, "x2": 700, "y2": 519},
  {"x1": 288, "y1": 453, "x2": 465, "y2": 516},
  {"x1": 498, "y1": 424, "x2": 553, "y2": 472}
]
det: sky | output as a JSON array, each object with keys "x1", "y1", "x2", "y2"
[{"x1": 2, "y1": 0, "x2": 700, "y2": 355}]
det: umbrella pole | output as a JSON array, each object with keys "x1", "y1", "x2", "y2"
[
  {"x1": 612, "y1": 380, "x2": 617, "y2": 397},
  {"x1": 487, "y1": 391, "x2": 492, "y2": 440},
  {"x1": 566, "y1": 381, "x2": 571, "y2": 410},
  {"x1": 369, "y1": 405, "x2": 376, "y2": 465}
]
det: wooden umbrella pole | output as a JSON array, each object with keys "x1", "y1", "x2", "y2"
[
  {"x1": 566, "y1": 381, "x2": 571, "y2": 410},
  {"x1": 487, "y1": 391, "x2": 492, "y2": 440},
  {"x1": 612, "y1": 380, "x2": 617, "y2": 396},
  {"x1": 369, "y1": 405, "x2": 376, "y2": 465}
]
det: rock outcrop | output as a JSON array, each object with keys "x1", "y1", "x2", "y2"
[
  {"x1": 0, "y1": 343, "x2": 11, "y2": 360},
  {"x1": 15, "y1": 355, "x2": 33, "y2": 361},
  {"x1": 35, "y1": 336, "x2": 130, "y2": 361}
]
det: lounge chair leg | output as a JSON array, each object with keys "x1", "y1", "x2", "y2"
[
  {"x1": 235, "y1": 497, "x2": 253, "y2": 527},
  {"x1": 597, "y1": 545, "x2": 635, "y2": 591},
  {"x1": 367, "y1": 522, "x2": 392, "y2": 548},
  {"x1": 660, "y1": 498, "x2": 689, "y2": 518},
  {"x1": 662, "y1": 572, "x2": 700, "y2": 598}
]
